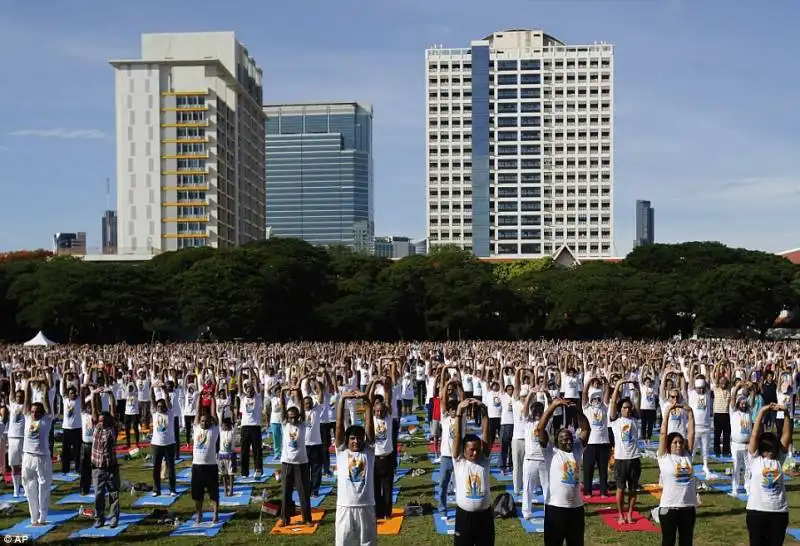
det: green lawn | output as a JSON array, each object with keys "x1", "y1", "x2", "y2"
[{"x1": 1, "y1": 417, "x2": 799, "y2": 545}]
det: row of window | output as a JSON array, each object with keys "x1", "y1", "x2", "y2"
[
  {"x1": 177, "y1": 238, "x2": 207, "y2": 249},
  {"x1": 176, "y1": 96, "x2": 206, "y2": 107},
  {"x1": 428, "y1": 76, "x2": 472, "y2": 86},
  {"x1": 176, "y1": 191, "x2": 207, "y2": 201},
  {"x1": 177, "y1": 127, "x2": 206, "y2": 138},
  {"x1": 176, "y1": 143, "x2": 206, "y2": 154},
  {"x1": 175, "y1": 111, "x2": 206, "y2": 122},
  {"x1": 427, "y1": 58, "x2": 611, "y2": 72}
]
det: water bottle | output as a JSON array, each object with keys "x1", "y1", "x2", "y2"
[
  {"x1": 78, "y1": 505, "x2": 83, "y2": 517},
  {"x1": 173, "y1": 516, "x2": 180, "y2": 529}
]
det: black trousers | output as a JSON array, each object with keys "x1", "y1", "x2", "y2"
[
  {"x1": 487, "y1": 418, "x2": 500, "y2": 448},
  {"x1": 240, "y1": 425, "x2": 263, "y2": 476},
  {"x1": 124, "y1": 414, "x2": 140, "y2": 447},
  {"x1": 713, "y1": 413, "x2": 731, "y2": 456},
  {"x1": 641, "y1": 410, "x2": 657, "y2": 440},
  {"x1": 500, "y1": 424, "x2": 514, "y2": 470},
  {"x1": 544, "y1": 504, "x2": 584, "y2": 546},
  {"x1": 374, "y1": 454, "x2": 395, "y2": 519},
  {"x1": 565, "y1": 398, "x2": 581, "y2": 429},
  {"x1": 455, "y1": 506, "x2": 494, "y2": 546},
  {"x1": 392, "y1": 418, "x2": 400, "y2": 468},
  {"x1": 152, "y1": 443, "x2": 177, "y2": 494},
  {"x1": 79, "y1": 442, "x2": 93, "y2": 495},
  {"x1": 320, "y1": 423, "x2": 334, "y2": 474},
  {"x1": 746, "y1": 510, "x2": 788, "y2": 546},
  {"x1": 281, "y1": 462, "x2": 311, "y2": 525},
  {"x1": 660, "y1": 506, "x2": 695, "y2": 546},
  {"x1": 305, "y1": 444, "x2": 323, "y2": 495},
  {"x1": 61, "y1": 428, "x2": 81, "y2": 474},
  {"x1": 173, "y1": 417, "x2": 181, "y2": 459},
  {"x1": 184, "y1": 416, "x2": 194, "y2": 446},
  {"x1": 583, "y1": 443, "x2": 610, "y2": 495},
  {"x1": 416, "y1": 380, "x2": 426, "y2": 408}
]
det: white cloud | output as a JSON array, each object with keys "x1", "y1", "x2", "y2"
[{"x1": 8, "y1": 128, "x2": 108, "y2": 140}]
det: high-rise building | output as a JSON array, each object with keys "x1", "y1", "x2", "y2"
[
  {"x1": 264, "y1": 102, "x2": 374, "y2": 252},
  {"x1": 426, "y1": 29, "x2": 614, "y2": 258},
  {"x1": 374, "y1": 236, "x2": 416, "y2": 259},
  {"x1": 110, "y1": 31, "x2": 266, "y2": 255},
  {"x1": 634, "y1": 199, "x2": 654, "y2": 248},
  {"x1": 101, "y1": 210, "x2": 118, "y2": 254},
  {"x1": 53, "y1": 232, "x2": 87, "y2": 256}
]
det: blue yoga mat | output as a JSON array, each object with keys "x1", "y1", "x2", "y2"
[
  {"x1": 394, "y1": 468, "x2": 410, "y2": 483},
  {"x1": 490, "y1": 468, "x2": 512, "y2": 482},
  {"x1": 401, "y1": 415, "x2": 419, "y2": 426},
  {"x1": 433, "y1": 487, "x2": 456, "y2": 503},
  {"x1": 170, "y1": 512, "x2": 235, "y2": 538},
  {"x1": 292, "y1": 485, "x2": 332, "y2": 508},
  {"x1": 58, "y1": 491, "x2": 97, "y2": 505},
  {"x1": 52, "y1": 472, "x2": 80, "y2": 483},
  {"x1": 392, "y1": 487, "x2": 400, "y2": 505},
  {"x1": 709, "y1": 482, "x2": 748, "y2": 502},
  {"x1": 433, "y1": 509, "x2": 455, "y2": 535},
  {"x1": 236, "y1": 467, "x2": 276, "y2": 484},
  {"x1": 518, "y1": 510, "x2": 545, "y2": 533},
  {"x1": 218, "y1": 486, "x2": 252, "y2": 507},
  {"x1": 132, "y1": 485, "x2": 189, "y2": 507},
  {"x1": 710, "y1": 454, "x2": 734, "y2": 464},
  {"x1": 506, "y1": 485, "x2": 544, "y2": 504},
  {"x1": 787, "y1": 528, "x2": 800, "y2": 541},
  {"x1": 0, "y1": 509, "x2": 76, "y2": 540},
  {"x1": 0, "y1": 493, "x2": 28, "y2": 504},
  {"x1": 692, "y1": 465, "x2": 730, "y2": 482},
  {"x1": 69, "y1": 512, "x2": 146, "y2": 539}
]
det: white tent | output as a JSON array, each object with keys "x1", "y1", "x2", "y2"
[{"x1": 23, "y1": 331, "x2": 56, "y2": 346}]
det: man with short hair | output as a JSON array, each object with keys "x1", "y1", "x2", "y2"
[{"x1": 90, "y1": 406, "x2": 120, "y2": 529}]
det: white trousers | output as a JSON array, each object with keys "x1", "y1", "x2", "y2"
[
  {"x1": 693, "y1": 430, "x2": 711, "y2": 465},
  {"x1": 335, "y1": 505, "x2": 377, "y2": 546},
  {"x1": 731, "y1": 442, "x2": 749, "y2": 494},
  {"x1": 22, "y1": 453, "x2": 52, "y2": 524},
  {"x1": 521, "y1": 459, "x2": 548, "y2": 517},
  {"x1": 511, "y1": 439, "x2": 525, "y2": 493}
]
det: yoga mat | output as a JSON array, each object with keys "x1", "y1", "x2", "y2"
[
  {"x1": 115, "y1": 442, "x2": 150, "y2": 453},
  {"x1": 132, "y1": 485, "x2": 189, "y2": 507},
  {"x1": 433, "y1": 487, "x2": 456, "y2": 503},
  {"x1": 236, "y1": 468, "x2": 276, "y2": 484},
  {"x1": 52, "y1": 472, "x2": 80, "y2": 483},
  {"x1": 642, "y1": 483, "x2": 662, "y2": 500},
  {"x1": 392, "y1": 487, "x2": 400, "y2": 505},
  {"x1": 709, "y1": 482, "x2": 748, "y2": 502},
  {"x1": 518, "y1": 510, "x2": 545, "y2": 533},
  {"x1": 433, "y1": 509, "x2": 456, "y2": 535},
  {"x1": 292, "y1": 485, "x2": 333, "y2": 508},
  {"x1": 218, "y1": 486, "x2": 252, "y2": 507},
  {"x1": 490, "y1": 468, "x2": 512, "y2": 482},
  {"x1": 0, "y1": 493, "x2": 29, "y2": 505},
  {"x1": 270, "y1": 508, "x2": 325, "y2": 535},
  {"x1": 710, "y1": 454, "x2": 733, "y2": 463},
  {"x1": 57, "y1": 491, "x2": 96, "y2": 505},
  {"x1": 597, "y1": 508, "x2": 658, "y2": 532},
  {"x1": 170, "y1": 512, "x2": 235, "y2": 538},
  {"x1": 787, "y1": 528, "x2": 800, "y2": 541},
  {"x1": 692, "y1": 465, "x2": 729, "y2": 482},
  {"x1": 377, "y1": 508, "x2": 404, "y2": 535},
  {"x1": 394, "y1": 468, "x2": 410, "y2": 483},
  {"x1": 506, "y1": 485, "x2": 544, "y2": 505},
  {"x1": 69, "y1": 512, "x2": 146, "y2": 539},
  {"x1": 0, "y1": 509, "x2": 76, "y2": 540},
  {"x1": 400, "y1": 415, "x2": 419, "y2": 426},
  {"x1": 176, "y1": 467, "x2": 192, "y2": 482}
]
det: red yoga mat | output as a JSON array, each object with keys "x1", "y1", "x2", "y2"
[{"x1": 597, "y1": 508, "x2": 658, "y2": 532}]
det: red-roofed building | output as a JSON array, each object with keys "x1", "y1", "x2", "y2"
[{"x1": 778, "y1": 248, "x2": 800, "y2": 265}]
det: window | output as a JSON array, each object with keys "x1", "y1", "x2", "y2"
[
  {"x1": 129, "y1": 111, "x2": 135, "y2": 125},
  {"x1": 496, "y1": 60, "x2": 518, "y2": 71},
  {"x1": 497, "y1": 88, "x2": 518, "y2": 99},
  {"x1": 521, "y1": 74, "x2": 540, "y2": 85},
  {"x1": 129, "y1": 142, "x2": 135, "y2": 156},
  {"x1": 520, "y1": 60, "x2": 540, "y2": 71},
  {"x1": 497, "y1": 117, "x2": 518, "y2": 127},
  {"x1": 497, "y1": 74, "x2": 518, "y2": 86},
  {"x1": 127, "y1": 158, "x2": 134, "y2": 172},
  {"x1": 497, "y1": 103, "x2": 518, "y2": 113}
]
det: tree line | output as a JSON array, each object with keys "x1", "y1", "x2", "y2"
[{"x1": 0, "y1": 240, "x2": 798, "y2": 343}]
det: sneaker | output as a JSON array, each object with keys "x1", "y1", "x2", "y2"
[
  {"x1": 170, "y1": 491, "x2": 178, "y2": 497},
  {"x1": 109, "y1": 520, "x2": 118, "y2": 529},
  {"x1": 152, "y1": 491, "x2": 161, "y2": 497},
  {"x1": 254, "y1": 471, "x2": 263, "y2": 479},
  {"x1": 93, "y1": 521, "x2": 104, "y2": 529}
]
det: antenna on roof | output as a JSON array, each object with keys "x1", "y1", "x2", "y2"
[{"x1": 105, "y1": 177, "x2": 111, "y2": 211}]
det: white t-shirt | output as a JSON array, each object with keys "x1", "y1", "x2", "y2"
[
  {"x1": 688, "y1": 390, "x2": 712, "y2": 432},
  {"x1": 62, "y1": 397, "x2": 82, "y2": 430},
  {"x1": 584, "y1": 404, "x2": 610, "y2": 444},
  {"x1": 730, "y1": 409, "x2": 753, "y2": 444},
  {"x1": 745, "y1": 453, "x2": 788, "y2": 513},
  {"x1": 641, "y1": 386, "x2": 657, "y2": 410},
  {"x1": 523, "y1": 419, "x2": 546, "y2": 460},
  {"x1": 219, "y1": 428, "x2": 235, "y2": 456},
  {"x1": 610, "y1": 417, "x2": 640, "y2": 460},
  {"x1": 183, "y1": 389, "x2": 198, "y2": 417},
  {"x1": 454, "y1": 456, "x2": 492, "y2": 511},
  {"x1": 486, "y1": 390, "x2": 503, "y2": 419},
  {"x1": 125, "y1": 390, "x2": 139, "y2": 416},
  {"x1": 415, "y1": 364, "x2": 426, "y2": 382},
  {"x1": 336, "y1": 445, "x2": 375, "y2": 507},
  {"x1": 561, "y1": 373, "x2": 581, "y2": 399},
  {"x1": 500, "y1": 393, "x2": 515, "y2": 425},
  {"x1": 23, "y1": 415, "x2": 53, "y2": 456},
  {"x1": 304, "y1": 405, "x2": 323, "y2": 446},
  {"x1": 269, "y1": 396, "x2": 283, "y2": 424},
  {"x1": 462, "y1": 374, "x2": 474, "y2": 393},
  {"x1": 512, "y1": 399, "x2": 526, "y2": 439},
  {"x1": 7, "y1": 403, "x2": 25, "y2": 438},
  {"x1": 544, "y1": 442, "x2": 584, "y2": 508},
  {"x1": 151, "y1": 411, "x2": 174, "y2": 446},
  {"x1": 192, "y1": 424, "x2": 219, "y2": 465},
  {"x1": 440, "y1": 414, "x2": 456, "y2": 458},
  {"x1": 661, "y1": 403, "x2": 688, "y2": 438},
  {"x1": 658, "y1": 454, "x2": 696, "y2": 508},
  {"x1": 281, "y1": 422, "x2": 308, "y2": 464},
  {"x1": 81, "y1": 414, "x2": 95, "y2": 443},
  {"x1": 240, "y1": 394, "x2": 262, "y2": 427},
  {"x1": 374, "y1": 416, "x2": 394, "y2": 456},
  {"x1": 136, "y1": 378, "x2": 150, "y2": 402}
]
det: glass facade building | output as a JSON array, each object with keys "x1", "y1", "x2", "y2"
[
  {"x1": 634, "y1": 199, "x2": 654, "y2": 248},
  {"x1": 264, "y1": 102, "x2": 374, "y2": 252}
]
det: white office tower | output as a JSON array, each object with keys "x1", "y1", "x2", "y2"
[
  {"x1": 426, "y1": 29, "x2": 614, "y2": 258},
  {"x1": 110, "y1": 32, "x2": 266, "y2": 254}
]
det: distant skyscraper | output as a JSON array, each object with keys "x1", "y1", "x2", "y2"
[
  {"x1": 634, "y1": 199, "x2": 654, "y2": 248},
  {"x1": 101, "y1": 210, "x2": 118, "y2": 254},
  {"x1": 53, "y1": 232, "x2": 87, "y2": 256},
  {"x1": 374, "y1": 236, "x2": 416, "y2": 259},
  {"x1": 426, "y1": 29, "x2": 614, "y2": 259},
  {"x1": 264, "y1": 102, "x2": 374, "y2": 253},
  {"x1": 110, "y1": 31, "x2": 266, "y2": 255}
]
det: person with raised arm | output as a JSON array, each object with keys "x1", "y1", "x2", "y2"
[
  {"x1": 608, "y1": 379, "x2": 642, "y2": 525},
  {"x1": 538, "y1": 398, "x2": 590, "y2": 546},
  {"x1": 90, "y1": 400, "x2": 119, "y2": 529},
  {"x1": 656, "y1": 398, "x2": 696, "y2": 546},
  {"x1": 21, "y1": 376, "x2": 54, "y2": 527},
  {"x1": 334, "y1": 389, "x2": 376, "y2": 546},
  {"x1": 278, "y1": 384, "x2": 311, "y2": 527},
  {"x1": 190, "y1": 393, "x2": 219, "y2": 523},
  {"x1": 745, "y1": 403, "x2": 792, "y2": 546}
]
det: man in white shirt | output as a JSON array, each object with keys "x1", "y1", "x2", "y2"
[
  {"x1": 334, "y1": 390, "x2": 376, "y2": 546},
  {"x1": 452, "y1": 399, "x2": 492, "y2": 546}
]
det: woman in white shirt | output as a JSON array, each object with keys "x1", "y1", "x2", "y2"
[
  {"x1": 656, "y1": 401, "x2": 696, "y2": 546},
  {"x1": 582, "y1": 378, "x2": 611, "y2": 498},
  {"x1": 608, "y1": 380, "x2": 642, "y2": 525},
  {"x1": 745, "y1": 403, "x2": 792, "y2": 546}
]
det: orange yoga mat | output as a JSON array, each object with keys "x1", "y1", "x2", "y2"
[
  {"x1": 641, "y1": 484, "x2": 662, "y2": 500},
  {"x1": 377, "y1": 508, "x2": 405, "y2": 535},
  {"x1": 270, "y1": 509, "x2": 325, "y2": 535}
]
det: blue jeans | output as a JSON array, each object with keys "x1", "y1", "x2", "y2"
[
  {"x1": 270, "y1": 423, "x2": 282, "y2": 457},
  {"x1": 438, "y1": 456, "x2": 454, "y2": 509}
]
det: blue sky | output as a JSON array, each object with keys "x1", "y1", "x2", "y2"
[{"x1": 0, "y1": 0, "x2": 799, "y2": 256}]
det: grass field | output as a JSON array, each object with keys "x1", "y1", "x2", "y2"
[{"x1": 1, "y1": 414, "x2": 799, "y2": 545}]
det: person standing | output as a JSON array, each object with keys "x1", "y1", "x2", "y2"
[
  {"x1": 334, "y1": 390, "x2": 376, "y2": 546},
  {"x1": 745, "y1": 403, "x2": 791, "y2": 546},
  {"x1": 90, "y1": 407, "x2": 120, "y2": 529},
  {"x1": 149, "y1": 385, "x2": 177, "y2": 497},
  {"x1": 191, "y1": 396, "x2": 220, "y2": 523},
  {"x1": 279, "y1": 386, "x2": 312, "y2": 527},
  {"x1": 7, "y1": 389, "x2": 26, "y2": 498},
  {"x1": 712, "y1": 376, "x2": 732, "y2": 457},
  {"x1": 368, "y1": 387, "x2": 395, "y2": 521},
  {"x1": 657, "y1": 401, "x2": 696, "y2": 546},
  {"x1": 237, "y1": 370, "x2": 263, "y2": 479},
  {"x1": 608, "y1": 380, "x2": 642, "y2": 525},
  {"x1": 22, "y1": 379, "x2": 54, "y2": 527},
  {"x1": 59, "y1": 381, "x2": 82, "y2": 475},
  {"x1": 452, "y1": 399, "x2": 492, "y2": 546},
  {"x1": 582, "y1": 378, "x2": 611, "y2": 498}
]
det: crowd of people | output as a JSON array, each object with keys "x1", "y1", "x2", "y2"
[{"x1": 0, "y1": 340, "x2": 796, "y2": 546}]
